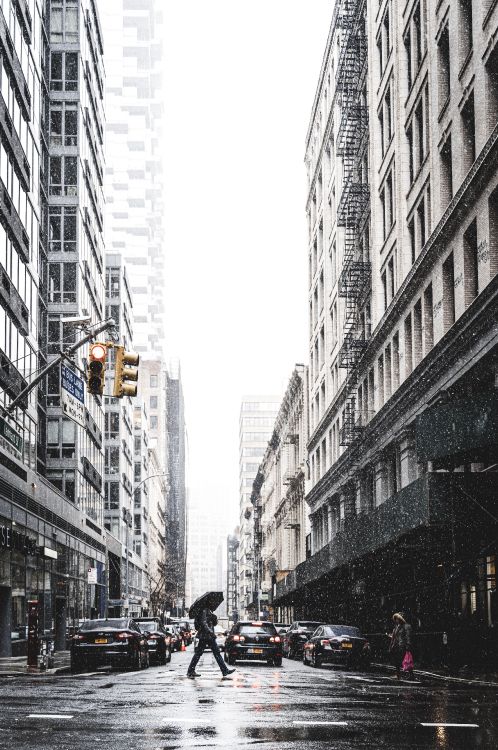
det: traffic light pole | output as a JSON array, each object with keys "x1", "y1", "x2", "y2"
[{"x1": 6, "y1": 317, "x2": 116, "y2": 414}]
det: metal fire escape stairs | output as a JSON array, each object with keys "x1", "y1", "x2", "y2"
[{"x1": 336, "y1": 0, "x2": 371, "y2": 449}]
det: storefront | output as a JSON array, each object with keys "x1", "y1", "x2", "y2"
[{"x1": 0, "y1": 505, "x2": 106, "y2": 656}]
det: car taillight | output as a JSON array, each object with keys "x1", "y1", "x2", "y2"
[
  {"x1": 270, "y1": 636, "x2": 281, "y2": 643},
  {"x1": 72, "y1": 634, "x2": 85, "y2": 641},
  {"x1": 148, "y1": 634, "x2": 160, "y2": 640},
  {"x1": 320, "y1": 639, "x2": 330, "y2": 646},
  {"x1": 117, "y1": 632, "x2": 134, "y2": 640},
  {"x1": 233, "y1": 635, "x2": 245, "y2": 642}
]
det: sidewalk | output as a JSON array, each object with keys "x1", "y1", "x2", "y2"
[
  {"x1": 0, "y1": 650, "x2": 70, "y2": 676},
  {"x1": 372, "y1": 662, "x2": 498, "y2": 687}
]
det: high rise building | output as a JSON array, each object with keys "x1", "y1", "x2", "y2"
[
  {"x1": 101, "y1": 0, "x2": 165, "y2": 357},
  {"x1": 275, "y1": 0, "x2": 498, "y2": 654},
  {"x1": 164, "y1": 362, "x2": 187, "y2": 614},
  {"x1": 238, "y1": 396, "x2": 280, "y2": 619},
  {"x1": 0, "y1": 0, "x2": 108, "y2": 656},
  {"x1": 187, "y1": 493, "x2": 225, "y2": 613}
]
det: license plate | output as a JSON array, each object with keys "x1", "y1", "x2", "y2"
[
  {"x1": 248, "y1": 648, "x2": 263, "y2": 654},
  {"x1": 342, "y1": 642, "x2": 353, "y2": 649},
  {"x1": 95, "y1": 638, "x2": 108, "y2": 644}
]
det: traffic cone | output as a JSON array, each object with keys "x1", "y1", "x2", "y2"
[{"x1": 181, "y1": 639, "x2": 186, "y2": 652}]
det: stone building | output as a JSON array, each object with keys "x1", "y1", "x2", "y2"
[{"x1": 275, "y1": 0, "x2": 498, "y2": 665}]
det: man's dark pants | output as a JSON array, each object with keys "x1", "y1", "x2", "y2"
[{"x1": 187, "y1": 636, "x2": 228, "y2": 676}]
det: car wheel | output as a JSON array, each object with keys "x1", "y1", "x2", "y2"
[
  {"x1": 312, "y1": 652, "x2": 322, "y2": 669},
  {"x1": 273, "y1": 657, "x2": 282, "y2": 667},
  {"x1": 129, "y1": 647, "x2": 141, "y2": 671},
  {"x1": 70, "y1": 658, "x2": 84, "y2": 674},
  {"x1": 288, "y1": 647, "x2": 294, "y2": 660},
  {"x1": 165, "y1": 647, "x2": 172, "y2": 664},
  {"x1": 227, "y1": 654, "x2": 236, "y2": 666},
  {"x1": 143, "y1": 649, "x2": 149, "y2": 669}
]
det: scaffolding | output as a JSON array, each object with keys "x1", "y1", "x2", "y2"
[{"x1": 335, "y1": 0, "x2": 371, "y2": 447}]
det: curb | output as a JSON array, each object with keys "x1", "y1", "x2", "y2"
[
  {"x1": 0, "y1": 665, "x2": 71, "y2": 678},
  {"x1": 371, "y1": 662, "x2": 498, "y2": 688}
]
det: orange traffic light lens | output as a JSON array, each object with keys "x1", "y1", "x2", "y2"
[{"x1": 91, "y1": 344, "x2": 106, "y2": 361}]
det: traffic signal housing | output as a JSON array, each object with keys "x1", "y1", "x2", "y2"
[
  {"x1": 113, "y1": 346, "x2": 139, "y2": 397},
  {"x1": 87, "y1": 342, "x2": 107, "y2": 396}
]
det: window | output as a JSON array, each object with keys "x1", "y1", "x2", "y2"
[
  {"x1": 461, "y1": 91, "x2": 476, "y2": 174},
  {"x1": 379, "y1": 81, "x2": 393, "y2": 156},
  {"x1": 50, "y1": 0, "x2": 79, "y2": 43},
  {"x1": 392, "y1": 332, "x2": 400, "y2": 390},
  {"x1": 50, "y1": 52, "x2": 78, "y2": 92},
  {"x1": 486, "y1": 45, "x2": 498, "y2": 134},
  {"x1": 330, "y1": 301, "x2": 338, "y2": 350},
  {"x1": 330, "y1": 240, "x2": 337, "y2": 287},
  {"x1": 150, "y1": 416, "x2": 158, "y2": 429},
  {"x1": 150, "y1": 375, "x2": 158, "y2": 387},
  {"x1": 458, "y1": 0, "x2": 473, "y2": 68},
  {"x1": 377, "y1": 3, "x2": 391, "y2": 75},
  {"x1": 49, "y1": 206, "x2": 77, "y2": 253},
  {"x1": 384, "y1": 344, "x2": 392, "y2": 400},
  {"x1": 437, "y1": 25, "x2": 450, "y2": 112},
  {"x1": 48, "y1": 262, "x2": 77, "y2": 303},
  {"x1": 49, "y1": 155, "x2": 78, "y2": 196},
  {"x1": 105, "y1": 481, "x2": 120, "y2": 510},
  {"x1": 442, "y1": 252, "x2": 456, "y2": 330},
  {"x1": 404, "y1": 313, "x2": 413, "y2": 376},
  {"x1": 408, "y1": 216, "x2": 416, "y2": 264},
  {"x1": 50, "y1": 103, "x2": 78, "y2": 147},
  {"x1": 150, "y1": 396, "x2": 158, "y2": 409},
  {"x1": 423, "y1": 283, "x2": 434, "y2": 354},
  {"x1": 488, "y1": 186, "x2": 498, "y2": 277},
  {"x1": 439, "y1": 132, "x2": 453, "y2": 207},
  {"x1": 47, "y1": 418, "x2": 76, "y2": 458},
  {"x1": 413, "y1": 299, "x2": 422, "y2": 367},
  {"x1": 463, "y1": 218, "x2": 478, "y2": 306}
]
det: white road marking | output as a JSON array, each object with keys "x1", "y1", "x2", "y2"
[
  {"x1": 420, "y1": 723, "x2": 479, "y2": 728},
  {"x1": 293, "y1": 720, "x2": 349, "y2": 726},
  {"x1": 28, "y1": 714, "x2": 74, "y2": 719},
  {"x1": 162, "y1": 718, "x2": 200, "y2": 723}
]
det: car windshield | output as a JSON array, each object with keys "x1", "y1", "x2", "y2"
[
  {"x1": 238, "y1": 623, "x2": 276, "y2": 635},
  {"x1": 138, "y1": 622, "x2": 159, "y2": 633},
  {"x1": 297, "y1": 622, "x2": 323, "y2": 630},
  {"x1": 79, "y1": 619, "x2": 129, "y2": 631},
  {"x1": 325, "y1": 625, "x2": 362, "y2": 637}
]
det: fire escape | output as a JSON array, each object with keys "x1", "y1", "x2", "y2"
[{"x1": 336, "y1": 0, "x2": 371, "y2": 447}]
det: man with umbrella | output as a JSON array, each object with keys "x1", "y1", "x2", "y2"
[{"x1": 187, "y1": 591, "x2": 235, "y2": 678}]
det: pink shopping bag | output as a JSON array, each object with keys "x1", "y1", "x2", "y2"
[{"x1": 402, "y1": 650, "x2": 414, "y2": 672}]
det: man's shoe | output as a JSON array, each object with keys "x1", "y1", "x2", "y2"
[
  {"x1": 187, "y1": 671, "x2": 201, "y2": 678},
  {"x1": 222, "y1": 668, "x2": 236, "y2": 677}
]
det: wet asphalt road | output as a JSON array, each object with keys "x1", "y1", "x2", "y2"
[{"x1": 1, "y1": 647, "x2": 497, "y2": 749}]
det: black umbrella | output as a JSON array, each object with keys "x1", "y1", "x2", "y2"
[{"x1": 188, "y1": 591, "x2": 224, "y2": 619}]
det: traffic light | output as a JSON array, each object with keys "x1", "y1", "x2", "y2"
[
  {"x1": 113, "y1": 346, "x2": 139, "y2": 397},
  {"x1": 87, "y1": 342, "x2": 107, "y2": 395}
]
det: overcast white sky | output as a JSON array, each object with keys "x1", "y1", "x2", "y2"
[{"x1": 162, "y1": 1, "x2": 333, "y2": 534}]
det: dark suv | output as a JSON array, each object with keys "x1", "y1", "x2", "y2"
[
  {"x1": 283, "y1": 620, "x2": 324, "y2": 659},
  {"x1": 225, "y1": 621, "x2": 283, "y2": 666}
]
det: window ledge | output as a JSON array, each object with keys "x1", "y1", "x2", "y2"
[
  {"x1": 483, "y1": 0, "x2": 498, "y2": 30},
  {"x1": 438, "y1": 96, "x2": 450, "y2": 123},
  {"x1": 458, "y1": 49, "x2": 473, "y2": 82}
]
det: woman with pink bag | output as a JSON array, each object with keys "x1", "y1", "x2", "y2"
[{"x1": 388, "y1": 612, "x2": 414, "y2": 681}]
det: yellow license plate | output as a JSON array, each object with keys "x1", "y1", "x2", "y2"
[
  {"x1": 95, "y1": 638, "x2": 108, "y2": 644},
  {"x1": 248, "y1": 648, "x2": 263, "y2": 654},
  {"x1": 342, "y1": 642, "x2": 353, "y2": 649}
]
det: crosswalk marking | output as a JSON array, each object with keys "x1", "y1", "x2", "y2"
[
  {"x1": 293, "y1": 720, "x2": 349, "y2": 726},
  {"x1": 28, "y1": 714, "x2": 74, "y2": 719},
  {"x1": 420, "y1": 723, "x2": 479, "y2": 728}
]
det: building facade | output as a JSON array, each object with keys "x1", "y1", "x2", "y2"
[
  {"x1": 0, "y1": 0, "x2": 109, "y2": 657},
  {"x1": 275, "y1": 0, "x2": 498, "y2": 666},
  {"x1": 101, "y1": 0, "x2": 165, "y2": 357},
  {"x1": 226, "y1": 531, "x2": 239, "y2": 623},
  {"x1": 251, "y1": 366, "x2": 309, "y2": 623},
  {"x1": 238, "y1": 396, "x2": 280, "y2": 619},
  {"x1": 186, "y1": 493, "x2": 224, "y2": 615}
]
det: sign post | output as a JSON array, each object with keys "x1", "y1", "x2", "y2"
[{"x1": 61, "y1": 363, "x2": 85, "y2": 427}]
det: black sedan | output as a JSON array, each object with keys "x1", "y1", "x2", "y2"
[
  {"x1": 283, "y1": 620, "x2": 324, "y2": 659},
  {"x1": 224, "y1": 621, "x2": 283, "y2": 666},
  {"x1": 70, "y1": 618, "x2": 149, "y2": 672},
  {"x1": 303, "y1": 624, "x2": 370, "y2": 668},
  {"x1": 166, "y1": 625, "x2": 181, "y2": 651},
  {"x1": 136, "y1": 620, "x2": 172, "y2": 664}
]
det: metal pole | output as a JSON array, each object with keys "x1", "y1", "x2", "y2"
[{"x1": 6, "y1": 318, "x2": 116, "y2": 414}]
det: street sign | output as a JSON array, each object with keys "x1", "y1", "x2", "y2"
[
  {"x1": 61, "y1": 364, "x2": 85, "y2": 427},
  {"x1": 87, "y1": 567, "x2": 98, "y2": 584},
  {"x1": 0, "y1": 415, "x2": 23, "y2": 454}
]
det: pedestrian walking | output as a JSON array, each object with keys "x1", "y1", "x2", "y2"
[
  {"x1": 388, "y1": 612, "x2": 414, "y2": 680},
  {"x1": 187, "y1": 606, "x2": 235, "y2": 679}
]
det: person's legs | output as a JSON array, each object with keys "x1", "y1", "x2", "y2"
[
  {"x1": 209, "y1": 638, "x2": 229, "y2": 675},
  {"x1": 187, "y1": 637, "x2": 206, "y2": 676}
]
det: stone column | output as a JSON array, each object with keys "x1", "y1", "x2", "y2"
[
  {"x1": 399, "y1": 431, "x2": 417, "y2": 488},
  {"x1": 375, "y1": 460, "x2": 388, "y2": 506}
]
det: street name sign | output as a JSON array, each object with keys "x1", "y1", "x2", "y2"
[
  {"x1": 0, "y1": 415, "x2": 23, "y2": 454},
  {"x1": 61, "y1": 364, "x2": 85, "y2": 427}
]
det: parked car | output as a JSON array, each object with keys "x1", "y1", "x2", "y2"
[
  {"x1": 136, "y1": 620, "x2": 172, "y2": 664},
  {"x1": 283, "y1": 620, "x2": 325, "y2": 659},
  {"x1": 224, "y1": 621, "x2": 283, "y2": 666},
  {"x1": 303, "y1": 624, "x2": 370, "y2": 669},
  {"x1": 194, "y1": 625, "x2": 227, "y2": 652},
  {"x1": 70, "y1": 618, "x2": 149, "y2": 672}
]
